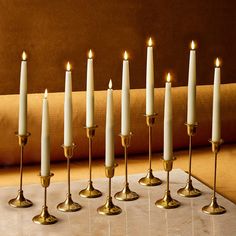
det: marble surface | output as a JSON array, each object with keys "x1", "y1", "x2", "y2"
[{"x1": 0, "y1": 169, "x2": 236, "y2": 236}]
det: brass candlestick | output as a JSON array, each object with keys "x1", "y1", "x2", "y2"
[
  {"x1": 202, "y1": 139, "x2": 226, "y2": 215},
  {"x1": 57, "y1": 144, "x2": 81, "y2": 212},
  {"x1": 79, "y1": 126, "x2": 102, "y2": 198},
  {"x1": 139, "y1": 114, "x2": 162, "y2": 186},
  {"x1": 115, "y1": 133, "x2": 139, "y2": 201},
  {"x1": 32, "y1": 173, "x2": 57, "y2": 225},
  {"x1": 155, "y1": 158, "x2": 181, "y2": 209},
  {"x1": 9, "y1": 132, "x2": 33, "y2": 208},
  {"x1": 177, "y1": 123, "x2": 201, "y2": 197},
  {"x1": 97, "y1": 164, "x2": 122, "y2": 215}
]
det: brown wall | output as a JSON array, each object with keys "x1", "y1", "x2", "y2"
[{"x1": 0, "y1": 0, "x2": 235, "y2": 94}]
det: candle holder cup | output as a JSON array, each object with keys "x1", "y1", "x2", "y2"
[
  {"x1": 155, "y1": 158, "x2": 181, "y2": 209},
  {"x1": 57, "y1": 143, "x2": 81, "y2": 212},
  {"x1": 79, "y1": 125, "x2": 102, "y2": 198},
  {"x1": 32, "y1": 173, "x2": 57, "y2": 225},
  {"x1": 9, "y1": 132, "x2": 33, "y2": 208},
  {"x1": 202, "y1": 139, "x2": 226, "y2": 215},
  {"x1": 97, "y1": 164, "x2": 122, "y2": 215},
  {"x1": 139, "y1": 114, "x2": 162, "y2": 186},
  {"x1": 114, "y1": 133, "x2": 139, "y2": 201},
  {"x1": 177, "y1": 123, "x2": 201, "y2": 197}
]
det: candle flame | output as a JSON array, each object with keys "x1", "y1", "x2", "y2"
[
  {"x1": 88, "y1": 49, "x2": 93, "y2": 59},
  {"x1": 124, "y1": 51, "x2": 128, "y2": 60},
  {"x1": 109, "y1": 79, "x2": 112, "y2": 89},
  {"x1": 22, "y1": 51, "x2": 27, "y2": 61},
  {"x1": 215, "y1": 58, "x2": 220, "y2": 67},
  {"x1": 166, "y1": 73, "x2": 171, "y2": 82},
  {"x1": 190, "y1": 40, "x2": 195, "y2": 50},
  {"x1": 44, "y1": 89, "x2": 48, "y2": 98},
  {"x1": 66, "y1": 62, "x2": 71, "y2": 71},
  {"x1": 148, "y1": 37, "x2": 152, "y2": 47}
]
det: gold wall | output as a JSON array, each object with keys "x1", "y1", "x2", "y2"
[{"x1": 0, "y1": 0, "x2": 235, "y2": 94}]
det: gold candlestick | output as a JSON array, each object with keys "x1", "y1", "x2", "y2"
[
  {"x1": 139, "y1": 114, "x2": 162, "y2": 186},
  {"x1": 202, "y1": 139, "x2": 226, "y2": 215},
  {"x1": 114, "y1": 133, "x2": 139, "y2": 201},
  {"x1": 32, "y1": 173, "x2": 57, "y2": 225},
  {"x1": 177, "y1": 123, "x2": 201, "y2": 197},
  {"x1": 9, "y1": 132, "x2": 33, "y2": 208},
  {"x1": 57, "y1": 144, "x2": 81, "y2": 212},
  {"x1": 97, "y1": 164, "x2": 122, "y2": 215},
  {"x1": 79, "y1": 126, "x2": 102, "y2": 198},
  {"x1": 155, "y1": 158, "x2": 181, "y2": 209}
]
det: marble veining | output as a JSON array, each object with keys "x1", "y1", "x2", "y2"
[{"x1": 0, "y1": 169, "x2": 235, "y2": 236}]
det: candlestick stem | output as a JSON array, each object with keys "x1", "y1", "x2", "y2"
[
  {"x1": 177, "y1": 123, "x2": 201, "y2": 197},
  {"x1": 97, "y1": 164, "x2": 122, "y2": 215},
  {"x1": 32, "y1": 174, "x2": 57, "y2": 225},
  {"x1": 139, "y1": 114, "x2": 162, "y2": 186},
  {"x1": 155, "y1": 158, "x2": 180, "y2": 209},
  {"x1": 115, "y1": 133, "x2": 139, "y2": 201},
  {"x1": 9, "y1": 132, "x2": 33, "y2": 208},
  {"x1": 57, "y1": 144, "x2": 82, "y2": 212},
  {"x1": 79, "y1": 126, "x2": 102, "y2": 198},
  {"x1": 202, "y1": 139, "x2": 226, "y2": 215}
]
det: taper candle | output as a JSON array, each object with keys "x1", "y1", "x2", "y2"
[
  {"x1": 187, "y1": 41, "x2": 197, "y2": 125},
  {"x1": 212, "y1": 58, "x2": 221, "y2": 142},
  {"x1": 121, "y1": 51, "x2": 130, "y2": 136},
  {"x1": 41, "y1": 89, "x2": 50, "y2": 176},
  {"x1": 105, "y1": 80, "x2": 114, "y2": 167},
  {"x1": 163, "y1": 73, "x2": 173, "y2": 161},
  {"x1": 64, "y1": 62, "x2": 73, "y2": 147},
  {"x1": 18, "y1": 51, "x2": 27, "y2": 135},
  {"x1": 146, "y1": 38, "x2": 155, "y2": 115},
  {"x1": 86, "y1": 49, "x2": 94, "y2": 127}
]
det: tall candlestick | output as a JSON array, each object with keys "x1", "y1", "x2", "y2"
[
  {"x1": 64, "y1": 62, "x2": 73, "y2": 147},
  {"x1": 18, "y1": 51, "x2": 27, "y2": 135},
  {"x1": 105, "y1": 80, "x2": 114, "y2": 167},
  {"x1": 212, "y1": 58, "x2": 221, "y2": 142},
  {"x1": 163, "y1": 73, "x2": 173, "y2": 161},
  {"x1": 41, "y1": 89, "x2": 50, "y2": 177},
  {"x1": 187, "y1": 41, "x2": 197, "y2": 125},
  {"x1": 146, "y1": 38, "x2": 155, "y2": 115},
  {"x1": 86, "y1": 50, "x2": 94, "y2": 128},
  {"x1": 121, "y1": 51, "x2": 130, "y2": 136}
]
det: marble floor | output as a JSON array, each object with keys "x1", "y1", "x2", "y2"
[{"x1": 0, "y1": 169, "x2": 235, "y2": 236}]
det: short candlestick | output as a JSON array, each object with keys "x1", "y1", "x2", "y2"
[
  {"x1": 9, "y1": 132, "x2": 33, "y2": 208},
  {"x1": 32, "y1": 173, "x2": 57, "y2": 225},
  {"x1": 139, "y1": 114, "x2": 162, "y2": 186},
  {"x1": 202, "y1": 139, "x2": 226, "y2": 215},
  {"x1": 155, "y1": 158, "x2": 181, "y2": 209}
]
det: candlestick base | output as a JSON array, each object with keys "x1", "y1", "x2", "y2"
[
  {"x1": 202, "y1": 197, "x2": 226, "y2": 215},
  {"x1": 114, "y1": 183, "x2": 139, "y2": 201},
  {"x1": 33, "y1": 206, "x2": 57, "y2": 225},
  {"x1": 155, "y1": 190, "x2": 180, "y2": 209},
  {"x1": 177, "y1": 179, "x2": 201, "y2": 197},
  {"x1": 8, "y1": 190, "x2": 33, "y2": 208},
  {"x1": 57, "y1": 193, "x2": 81, "y2": 212},
  {"x1": 138, "y1": 169, "x2": 162, "y2": 186},
  {"x1": 97, "y1": 196, "x2": 122, "y2": 216},
  {"x1": 79, "y1": 181, "x2": 102, "y2": 198}
]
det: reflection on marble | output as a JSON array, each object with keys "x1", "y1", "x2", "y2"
[{"x1": 0, "y1": 169, "x2": 236, "y2": 236}]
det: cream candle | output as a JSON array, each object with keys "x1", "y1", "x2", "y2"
[
  {"x1": 163, "y1": 73, "x2": 173, "y2": 161},
  {"x1": 18, "y1": 51, "x2": 27, "y2": 135},
  {"x1": 212, "y1": 58, "x2": 221, "y2": 142},
  {"x1": 64, "y1": 62, "x2": 73, "y2": 147},
  {"x1": 146, "y1": 38, "x2": 155, "y2": 115},
  {"x1": 86, "y1": 49, "x2": 94, "y2": 127},
  {"x1": 105, "y1": 80, "x2": 114, "y2": 167},
  {"x1": 41, "y1": 89, "x2": 50, "y2": 176},
  {"x1": 121, "y1": 51, "x2": 130, "y2": 136},
  {"x1": 187, "y1": 41, "x2": 197, "y2": 125}
]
